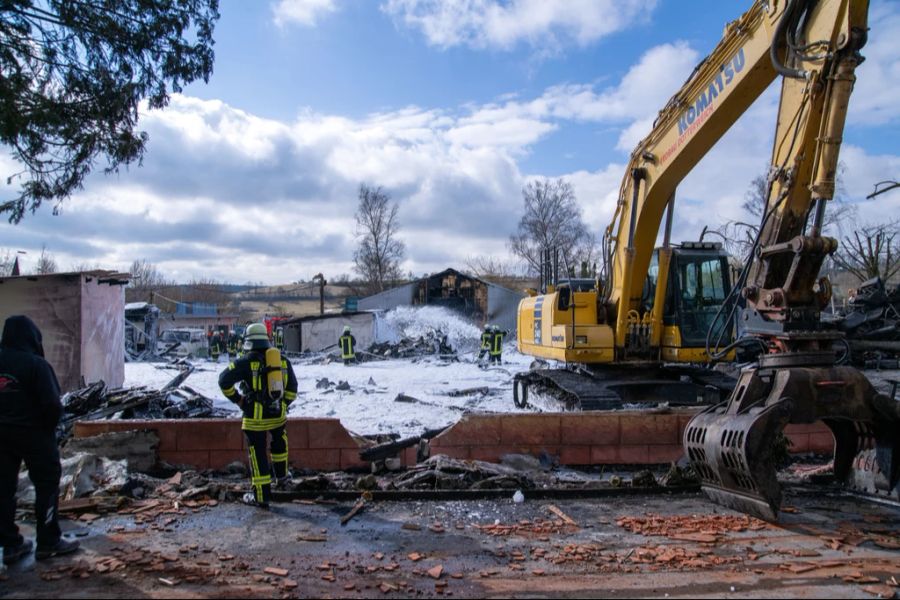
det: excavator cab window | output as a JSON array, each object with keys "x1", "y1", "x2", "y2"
[
  {"x1": 667, "y1": 252, "x2": 730, "y2": 345},
  {"x1": 556, "y1": 285, "x2": 571, "y2": 311},
  {"x1": 643, "y1": 254, "x2": 659, "y2": 313}
]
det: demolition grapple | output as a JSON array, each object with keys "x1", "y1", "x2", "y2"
[{"x1": 684, "y1": 363, "x2": 900, "y2": 521}]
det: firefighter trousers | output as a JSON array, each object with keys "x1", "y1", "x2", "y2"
[
  {"x1": 0, "y1": 425, "x2": 62, "y2": 548},
  {"x1": 244, "y1": 426, "x2": 289, "y2": 505}
]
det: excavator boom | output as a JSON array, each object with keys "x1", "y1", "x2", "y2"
[{"x1": 678, "y1": 0, "x2": 900, "y2": 518}]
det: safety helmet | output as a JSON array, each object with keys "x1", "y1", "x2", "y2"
[
  {"x1": 491, "y1": 325, "x2": 500, "y2": 332},
  {"x1": 343, "y1": 325, "x2": 351, "y2": 333},
  {"x1": 243, "y1": 322, "x2": 271, "y2": 351}
]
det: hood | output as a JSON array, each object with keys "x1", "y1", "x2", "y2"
[{"x1": 0, "y1": 315, "x2": 45, "y2": 357}]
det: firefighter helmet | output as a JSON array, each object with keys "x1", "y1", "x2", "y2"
[
  {"x1": 343, "y1": 325, "x2": 351, "y2": 333},
  {"x1": 243, "y1": 323, "x2": 270, "y2": 351}
]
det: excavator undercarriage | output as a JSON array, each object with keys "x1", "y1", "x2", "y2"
[{"x1": 513, "y1": 364, "x2": 735, "y2": 411}]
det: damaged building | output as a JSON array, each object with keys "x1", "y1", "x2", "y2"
[
  {"x1": 280, "y1": 312, "x2": 377, "y2": 353},
  {"x1": 358, "y1": 268, "x2": 524, "y2": 334},
  {"x1": 0, "y1": 271, "x2": 129, "y2": 392}
]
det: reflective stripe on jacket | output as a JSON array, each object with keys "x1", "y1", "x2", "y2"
[
  {"x1": 490, "y1": 331, "x2": 506, "y2": 356},
  {"x1": 480, "y1": 332, "x2": 492, "y2": 349},
  {"x1": 218, "y1": 351, "x2": 298, "y2": 431},
  {"x1": 339, "y1": 334, "x2": 356, "y2": 359}
]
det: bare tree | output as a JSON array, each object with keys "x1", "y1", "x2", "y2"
[
  {"x1": 33, "y1": 245, "x2": 57, "y2": 274},
  {"x1": 712, "y1": 165, "x2": 856, "y2": 263},
  {"x1": 0, "y1": 249, "x2": 14, "y2": 275},
  {"x1": 353, "y1": 184, "x2": 405, "y2": 294},
  {"x1": 464, "y1": 255, "x2": 522, "y2": 279},
  {"x1": 70, "y1": 261, "x2": 104, "y2": 272},
  {"x1": 128, "y1": 259, "x2": 171, "y2": 290},
  {"x1": 832, "y1": 220, "x2": 900, "y2": 283},
  {"x1": 509, "y1": 178, "x2": 596, "y2": 276}
]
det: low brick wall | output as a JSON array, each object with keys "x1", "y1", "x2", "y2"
[
  {"x1": 428, "y1": 411, "x2": 835, "y2": 465},
  {"x1": 74, "y1": 418, "x2": 367, "y2": 471},
  {"x1": 73, "y1": 413, "x2": 835, "y2": 472}
]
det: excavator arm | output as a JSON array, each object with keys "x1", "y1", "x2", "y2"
[
  {"x1": 604, "y1": 0, "x2": 866, "y2": 356},
  {"x1": 670, "y1": 0, "x2": 900, "y2": 519}
]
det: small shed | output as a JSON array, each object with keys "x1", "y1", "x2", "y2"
[
  {"x1": 357, "y1": 268, "x2": 524, "y2": 334},
  {"x1": 281, "y1": 312, "x2": 376, "y2": 353},
  {"x1": 0, "y1": 271, "x2": 129, "y2": 392}
]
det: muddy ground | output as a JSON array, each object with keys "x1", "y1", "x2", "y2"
[{"x1": 1, "y1": 485, "x2": 898, "y2": 599}]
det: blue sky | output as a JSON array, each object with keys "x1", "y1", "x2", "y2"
[{"x1": 2, "y1": 0, "x2": 899, "y2": 283}]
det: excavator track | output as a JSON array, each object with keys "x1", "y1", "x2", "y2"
[{"x1": 513, "y1": 366, "x2": 736, "y2": 411}]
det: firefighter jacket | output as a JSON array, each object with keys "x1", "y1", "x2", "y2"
[
  {"x1": 0, "y1": 315, "x2": 62, "y2": 431},
  {"x1": 490, "y1": 330, "x2": 507, "y2": 356},
  {"x1": 218, "y1": 350, "x2": 298, "y2": 431},
  {"x1": 480, "y1": 330, "x2": 492, "y2": 350},
  {"x1": 339, "y1": 334, "x2": 356, "y2": 359}
]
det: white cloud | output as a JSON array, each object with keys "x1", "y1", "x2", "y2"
[
  {"x1": 4, "y1": 20, "x2": 897, "y2": 285},
  {"x1": 382, "y1": 0, "x2": 657, "y2": 51},
  {"x1": 847, "y1": 1, "x2": 900, "y2": 126},
  {"x1": 272, "y1": 0, "x2": 338, "y2": 27}
]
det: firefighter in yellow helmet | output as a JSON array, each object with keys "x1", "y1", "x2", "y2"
[{"x1": 218, "y1": 323, "x2": 298, "y2": 508}]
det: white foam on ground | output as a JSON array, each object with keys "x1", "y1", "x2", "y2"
[{"x1": 124, "y1": 307, "x2": 534, "y2": 437}]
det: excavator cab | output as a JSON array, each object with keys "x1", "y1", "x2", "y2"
[{"x1": 645, "y1": 242, "x2": 732, "y2": 362}]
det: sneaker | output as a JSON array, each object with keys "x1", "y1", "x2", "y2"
[
  {"x1": 241, "y1": 492, "x2": 269, "y2": 509},
  {"x1": 3, "y1": 540, "x2": 33, "y2": 564},
  {"x1": 35, "y1": 538, "x2": 79, "y2": 561}
]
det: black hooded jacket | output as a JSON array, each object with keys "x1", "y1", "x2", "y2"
[{"x1": 0, "y1": 315, "x2": 62, "y2": 430}]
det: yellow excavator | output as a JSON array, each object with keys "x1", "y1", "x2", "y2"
[{"x1": 516, "y1": 0, "x2": 899, "y2": 519}]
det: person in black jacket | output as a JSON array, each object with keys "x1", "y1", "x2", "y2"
[
  {"x1": 218, "y1": 323, "x2": 298, "y2": 508},
  {"x1": 0, "y1": 316, "x2": 79, "y2": 563}
]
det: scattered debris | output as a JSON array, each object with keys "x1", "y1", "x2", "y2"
[
  {"x1": 616, "y1": 514, "x2": 770, "y2": 542},
  {"x1": 60, "y1": 373, "x2": 231, "y2": 436},
  {"x1": 827, "y1": 277, "x2": 900, "y2": 365},
  {"x1": 546, "y1": 504, "x2": 576, "y2": 526},
  {"x1": 340, "y1": 496, "x2": 368, "y2": 526},
  {"x1": 368, "y1": 328, "x2": 458, "y2": 361},
  {"x1": 62, "y1": 430, "x2": 160, "y2": 472},
  {"x1": 359, "y1": 426, "x2": 449, "y2": 463},
  {"x1": 390, "y1": 455, "x2": 536, "y2": 491}
]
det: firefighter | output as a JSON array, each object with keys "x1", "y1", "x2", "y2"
[
  {"x1": 477, "y1": 324, "x2": 492, "y2": 363},
  {"x1": 489, "y1": 325, "x2": 508, "y2": 365},
  {"x1": 209, "y1": 332, "x2": 222, "y2": 362},
  {"x1": 0, "y1": 316, "x2": 79, "y2": 562},
  {"x1": 339, "y1": 326, "x2": 356, "y2": 366},
  {"x1": 218, "y1": 323, "x2": 298, "y2": 508},
  {"x1": 227, "y1": 330, "x2": 240, "y2": 358}
]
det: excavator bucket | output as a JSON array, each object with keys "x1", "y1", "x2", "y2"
[{"x1": 684, "y1": 366, "x2": 900, "y2": 521}]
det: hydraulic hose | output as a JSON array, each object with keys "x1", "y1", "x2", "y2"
[{"x1": 770, "y1": 0, "x2": 810, "y2": 80}]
